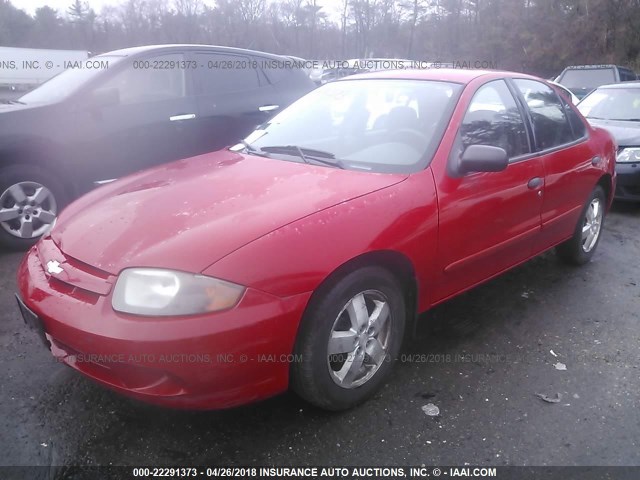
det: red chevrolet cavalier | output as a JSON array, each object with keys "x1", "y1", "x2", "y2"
[{"x1": 16, "y1": 69, "x2": 616, "y2": 410}]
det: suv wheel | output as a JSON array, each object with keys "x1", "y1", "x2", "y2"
[{"x1": 0, "y1": 165, "x2": 66, "y2": 250}]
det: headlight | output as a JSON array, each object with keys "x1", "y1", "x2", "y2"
[
  {"x1": 112, "y1": 268, "x2": 245, "y2": 316},
  {"x1": 617, "y1": 147, "x2": 640, "y2": 163}
]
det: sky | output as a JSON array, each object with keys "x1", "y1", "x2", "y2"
[
  {"x1": 13, "y1": 0, "x2": 342, "y2": 17},
  {"x1": 14, "y1": 0, "x2": 208, "y2": 15}
]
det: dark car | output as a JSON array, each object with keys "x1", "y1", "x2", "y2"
[
  {"x1": 0, "y1": 44, "x2": 314, "y2": 248},
  {"x1": 578, "y1": 81, "x2": 640, "y2": 201},
  {"x1": 555, "y1": 64, "x2": 637, "y2": 100}
]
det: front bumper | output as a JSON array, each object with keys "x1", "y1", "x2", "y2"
[
  {"x1": 614, "y1": 162, "x2": 640, "y2": 201},
  {"x1": 16, "y1": 241, "x2": 311, "y2": 409}
]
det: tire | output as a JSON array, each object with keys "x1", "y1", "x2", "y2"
[
  {"x1": 291, "y1": 266, "x2": 406, "y2": 411},
  {"x1": 556, "y1": 185, "x2": 606, "y2": 265},
  {"x1": 0, "y1": 164, "x2": 68, "y2": 250}
]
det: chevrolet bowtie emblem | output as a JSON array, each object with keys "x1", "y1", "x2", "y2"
[{"x1": 46, "y1": 260, "x2": 63, "y2": 275}]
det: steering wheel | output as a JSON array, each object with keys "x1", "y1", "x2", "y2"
[{"x1": 389, "y1": 128, "x2": 429, "y2": 151}]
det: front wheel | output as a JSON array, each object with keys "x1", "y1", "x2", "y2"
[
  {"x1": 291, "y1": 266, "x2": 406, "y2": 411},
  {"x1": 0, "y1": 165, "x2": 67, "y2": 250},
  {"x1": 556, "y1": 185, "x2": 606, "y2": 265}
]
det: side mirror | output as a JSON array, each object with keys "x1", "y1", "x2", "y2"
[
  {"x1": 459, "y1": 144, "x2": 508, "y2": 174},
  {"x1": 86, "y1": 87, "x2": 120, "y2": 109}
]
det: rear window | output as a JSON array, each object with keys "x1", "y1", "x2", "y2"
[
  {"x1": 559, "y1": 68, "x2": 616, "y2": 89},
  {"x1": 560, "y1": 96, "x2": 587, "y2": 139}
]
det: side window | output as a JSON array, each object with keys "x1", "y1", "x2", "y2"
[
  {"x1": 554, "y1": 84, "x2": 573, "y2": 103},
  {"x1": 513, "y1": 79, "x2": 574, "y2": 150},
  {"x1": 620, "y1": 69, "x2": 637, "y2": 82},
  {"x1": 94, "y1": 53, "x2": 186, "y2": 105},
  {"x1": 194, "y1": 53, "x2": 260, "y2": 95},
  {"x1": 261, "y1": 58, "x2": 289, "y2": 84},
  {"x1": 461, "y1": 80, "x2": 530, "y2": 159},
  {"x1": 560, "y1": 96, "x2": 587, "y2": 140}
]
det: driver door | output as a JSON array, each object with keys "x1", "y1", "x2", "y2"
[{"x1": 69, "y1": 52, "x2": 198, "y2": 190}]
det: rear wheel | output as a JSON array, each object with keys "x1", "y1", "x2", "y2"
[
  {"x1": 291, "y1": 266, "x2": 406, "y2": 411},
  {"x1": 0, "y1": 165, "x2": 67, "y2": 250},
  {"x1": 556, "y1": 185, "x2": 606, "y2": 265}
]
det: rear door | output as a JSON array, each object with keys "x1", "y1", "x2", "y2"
[
  {"x1": 433, "y1": 79, "x2": 544, "y2": 302},
  {"x1": 191, "y1": 51, "x2": 279, "y2": 154},
  {"x1": 511, "y1": 79, "x2": 601, "y2": 253}
]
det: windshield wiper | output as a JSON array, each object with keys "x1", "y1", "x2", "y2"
[
  {"x1": 0, "y1": 99, "x2": 26, "y2": 105},
  {"x1": 260, "y1": 145, "x2": 345, "y2": 169},
  {"x1": 608, "y1": 118, "x2": 640, "y2": 122}
]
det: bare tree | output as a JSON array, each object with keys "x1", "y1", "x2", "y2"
[
  {"x1": 340, "y1": 0, "x2": 349, "y2": 56},
  {"x1": 3, "y1": 0, "x2": 640, "y2": 77},
  {"x1": 304, "y1": 0, "x2": 325, "y2": 58}
]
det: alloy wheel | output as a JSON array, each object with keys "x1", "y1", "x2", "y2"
[
  {"x1": 327, "y1": 289, "x2": 392, "y2": 389},
  {"x1": 581, "y1": 197, "x2": 602, "y2": 253},
  {"x1": 0, "y1": 181, "x2": 58, "y2": 239}
]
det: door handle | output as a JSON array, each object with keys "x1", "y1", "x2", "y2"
[
  {"x1": 591, "y1": 155, "x2": 602, "y2": 166},
  {"x1": 169, "y1": 113, "x2": 196, "y2": 121},
  {"x1": 527, "y1": 177, "x2": 543, "y2": 189},
  {"x1": 258, "y1": 105, "x2": 279, "y2": 113}
]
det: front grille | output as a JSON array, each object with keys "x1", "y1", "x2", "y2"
[{"x1": 36, "y1": 237, "x2": 114, "y2": 296}]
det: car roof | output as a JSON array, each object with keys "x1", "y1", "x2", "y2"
[
  {"x1": 96, "y1": 44, "x2": 287, "y2": 60},
  {"x1": 344, "y1": 68, "x2": 538, "y2": 85},
  {"x1": 594, "y1": 81, "x2": 640, "y2": 89},
  {"x1": 563, "y1": 64, "x2": 621, "y2": 69}
]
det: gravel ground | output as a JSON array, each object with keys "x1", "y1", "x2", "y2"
[{"x1": 1, "y1": 203, "x2": 639, "y2": 478}]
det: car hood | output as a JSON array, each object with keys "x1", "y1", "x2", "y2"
[
  {"x1": 587, "y1": 118, "x2": 640, "y2": 147},
  {"x1": 0, "y1": 103, "x2": 23, "y2": 112},
  {"x1": 52, "y1": 150, "x2": 407, "y2": 275},
  {"x1": 0, "y1": 101, "x2": 48, "y2": 113}
]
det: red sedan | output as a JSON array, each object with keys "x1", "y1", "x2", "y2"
[{"x1": 16, "y1": 69, "x2": 616, "y2": 411}]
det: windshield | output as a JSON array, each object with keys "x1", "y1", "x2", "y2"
[
  {"x1": 236, "y1": 79, "x2": 463, "y2": 173},
  {"x1": 19, "y1": 55, "x2": 125, "y2": 104},
  {"x1": 577, "y1": 88, "x2": 640, "y2": 121},
  {"x1": 559, "y1": 69, "x2": 616, "y2": 90}
]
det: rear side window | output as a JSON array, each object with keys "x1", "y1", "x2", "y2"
[
  {"x1": 514, "y1": 79, "x2": 574, "y2": 150},
  {"x1": 554, "y1": 84, "x2": 574, "y2": 103},
  {"x1": 460, "y1": 80, "x2": 530, "y2": 159},
  {"x1": 194, "y1": 53, "x2": 260, "y2": 94},
  {"x1": 560, "y1": 96, "x2": 587, "y2": 140},
  {"x1": 261, "y1": 60, "x2": 292, "y2": 84}
]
